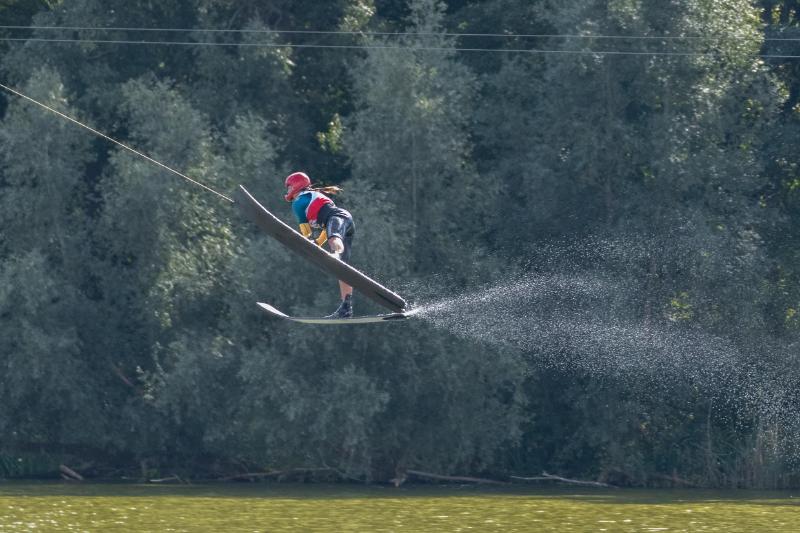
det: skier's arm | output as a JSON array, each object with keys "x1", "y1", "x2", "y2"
[
  {"x1": 292, "y1": 196, "x2": 325, "y2": 246},
  {"x1": 293, "y1": 198, "x2": 316, "y2": 241}
]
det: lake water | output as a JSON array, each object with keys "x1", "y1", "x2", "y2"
[{"x1": 0, "y1": 483, "x2": 798, "y2": 532}]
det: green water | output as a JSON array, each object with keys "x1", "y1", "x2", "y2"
[{"x1": 0, "y1": 483, "x2": 798, "y2": 532}]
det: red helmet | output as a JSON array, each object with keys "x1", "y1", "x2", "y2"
[{"x1": 284, "y1": 171, "x2": 311, "y2": 201}]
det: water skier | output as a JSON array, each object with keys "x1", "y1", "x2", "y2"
[{"x1": 284, "y1": 171, "x2": 355, "y2": 318}]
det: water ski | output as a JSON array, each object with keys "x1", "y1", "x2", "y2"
[
  {"x1": 234, "y1": 185, "x2": 408, "y2": 314},
  {"x1": 257, "y1": 302, "x2": 409, "y2": 325}
]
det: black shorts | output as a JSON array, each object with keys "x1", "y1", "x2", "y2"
[{"x1": 326, "y1": 213, "x2": 355, "y2": 263}]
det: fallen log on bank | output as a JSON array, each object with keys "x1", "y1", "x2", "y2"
[
  {"x1": 59, "y1": 464, "x2": 84, "y2": 481},
  {"x1": 392, "y1": 469, "x2": 615, "y2": 488},
  {"x1": 405, "y1": 469, "x2": 507, "y2": 485},
  {"x1": 511, "y1": 472, "x2": 615, "y2": 488},
  {"x1": 148, "y1": 475, "x2": 189, "y2": 484},
  {"x1": 390, "y1": 469, "x2": 507, "y2": 487},
  {"x1": 220, "y1": 467, "x2": 337, "y2": 482}
]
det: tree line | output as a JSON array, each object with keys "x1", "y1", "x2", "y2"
[{"x1": 0, "y1": 0, "x2": 799, "y2": 487}]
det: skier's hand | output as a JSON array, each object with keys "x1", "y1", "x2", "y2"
[
  {"x1": 315, "y1": 229, "x2": 328, "y2": 247},
  {"x1": 298, "y1": 223, "x2": 313, "y2": 238},
  {"x1": 329, "y1": 236, "x2": 344, "y2": 255}
]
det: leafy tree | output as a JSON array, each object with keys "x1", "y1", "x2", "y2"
[
  {"x1": 0, "y1": 0, "x2": 798, "y2": 486},
  {"x1": 0, "y1": 68, "x2": 108, "y2": 451},
  {"x1": 347, "y1": 0, "x2": 489, "y2": 271}
]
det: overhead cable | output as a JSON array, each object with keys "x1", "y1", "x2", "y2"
[
  {"x1": 1, "y1": 36, "x2": 797, "y2": 59},
  {"x1": 0, "y1": 81, "x2": 234, "y2": 203},
  {"x1": 0, "y1": 24, "x2": 796, "y2": 42}
]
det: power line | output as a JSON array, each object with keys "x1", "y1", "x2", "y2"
[
  {"x1": 0, "y1": 24, "x2": 796, "y2": 42},
  {"x1": 0, "y1": 81, "x2": 234, "y2": 204},
  {"x1": 2, "y1": 36, "x2": 797, "y2": 59}
]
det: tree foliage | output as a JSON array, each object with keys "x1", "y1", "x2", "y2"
[{"x1": 0, "y1": 0, "x2": 798, "y2": 487}]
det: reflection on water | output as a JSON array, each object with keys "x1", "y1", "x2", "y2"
[{"x1": 0, "y1": 483, "x2": 798, "y2": 532}]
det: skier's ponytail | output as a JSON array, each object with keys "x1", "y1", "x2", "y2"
[{"x1": 310, "y1": 185, "x2": 343, "y2": 196}]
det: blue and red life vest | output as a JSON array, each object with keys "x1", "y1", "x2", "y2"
[{"x1": 292, "y1": 190, "x2": 348, "y2": 228}]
